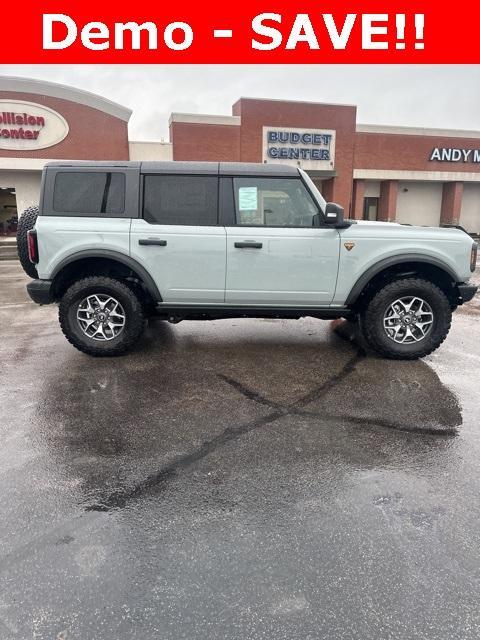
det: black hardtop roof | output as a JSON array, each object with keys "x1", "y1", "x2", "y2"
[
  {"x1": 45, "y1": 160, "x2": 141, "y2": 169},
  {"x1": 45, "y1": 160, "x2": 300, "y2": 177},
  {"x1": 140, "y1": 162, "x2": 299, "y2": 176}
]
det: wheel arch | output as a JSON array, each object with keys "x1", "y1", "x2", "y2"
[
  {"x1": 50, "y1": 250, "x2": 162, "y2": 302},
  {"x1": 345, "y1": 254, "x2": 459, "y2": 307}
]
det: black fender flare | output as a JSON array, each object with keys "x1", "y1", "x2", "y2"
[
  {"x1": 51, "y1": 249, "x2": 162, "y2": 301},
  {"x1": 345, "y1": 254, "x2": 459, "y2": 305}
]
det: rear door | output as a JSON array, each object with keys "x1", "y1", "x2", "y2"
[
  {"x1": 130, "y1": 172, "x2": 226, "y2": 303},
  {"x1": 222, "y1": 175, "x2": 340, "y2": 305}
]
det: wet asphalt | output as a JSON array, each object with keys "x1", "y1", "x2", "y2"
[{"x1": 0, "y1": 261, "x2": 480, "y2": 640}]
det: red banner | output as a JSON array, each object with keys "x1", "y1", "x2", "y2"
[{"x1": 0, "y1": 0, "x2": 478, "y2": 63}]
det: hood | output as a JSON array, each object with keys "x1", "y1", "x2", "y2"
[
  {"x1": 353, "y1": 220, "x2": 401, "y2": 226},
  {"x1": 344, "y1": 220, "x2": 471, "y2": 243},
  {"x1": 351, "y1": 220, "x2": 469, "y2": 235}
]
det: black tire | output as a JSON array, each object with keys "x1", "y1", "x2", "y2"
[
  {"x1": 360, "y1": 277, "x2": 452, "y2": 360},
  {"x1": 59, "y1": 276, "x2": 145, "y2": 357},
  {"x1": 16, "y1": 205, "x2": 39, "y2": 279}
]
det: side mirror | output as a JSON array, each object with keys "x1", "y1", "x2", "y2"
[{"x1": 324, "y1": 202, "x2": 345, "y2": 226}]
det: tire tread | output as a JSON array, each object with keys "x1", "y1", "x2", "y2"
[
  {"x1": 361, "y1": 277, "x2": 452, "y2": 360},
  {"x1": 59, "y1": 276, "x2": 145, "y2": 357},
  {"x1": 16, "y1": 205, "x2": 39, "y2": 279}
]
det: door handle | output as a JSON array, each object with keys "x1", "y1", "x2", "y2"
[
  {"x1": 139, "y1": 238, "x2": 167, "y2": 246},
  {"x1": 234, "y1": 241, "x2": 263, "y2": 249}
]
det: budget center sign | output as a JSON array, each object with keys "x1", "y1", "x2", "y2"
[{"x1": 263, "y1": 126, "x2": 336, "y2": 171}]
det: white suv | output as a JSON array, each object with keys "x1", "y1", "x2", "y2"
[{"x1": 17, "y1": 161, "x2": 477, "y2": 358}]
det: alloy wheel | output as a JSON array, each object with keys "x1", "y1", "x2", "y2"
[
  {"x1": 76, "y1": 294, "x2": 126, "y2": 341},
  {"x1": 383, "y1": 296, "x2": 434, "y2": 344}
]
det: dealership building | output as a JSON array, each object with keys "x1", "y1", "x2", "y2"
[{"x1": 1, "y1": 75, "x2": 479, "y2": 235}]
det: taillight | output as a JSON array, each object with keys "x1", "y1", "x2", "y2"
[
  {"x1": 471, "y1": 243, "x2": 478, "y2": 272},
  {"x1": 27, "y1": 229, "x2": 38, "y2": 264}
]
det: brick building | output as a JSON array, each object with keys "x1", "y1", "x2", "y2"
[
  {"x1": 170, "y1": 98, "x2": 480, "y2": 232},
  {"x1": 0, "y1": 76, "x2": 170, "y2": 234},
  {"x1": 1, "y1": 77, "x2": 479, "y2": 234}
]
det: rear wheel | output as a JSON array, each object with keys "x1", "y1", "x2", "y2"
[
  {"x1": 360, "y1": 277, "x2": 452, "y2": 360},
  {"x1": 59, "y1": 276, "x2": 145, "y2": 356}
]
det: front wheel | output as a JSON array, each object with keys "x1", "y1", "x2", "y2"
[
  {"x1": 360, "y1": 278, "x2": 452, "y2": 360},
  {"x1": 59, "y1": 277, "x2": 145, "y2": 356}
]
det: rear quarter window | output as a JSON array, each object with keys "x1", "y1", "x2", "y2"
[{"x1": 53, "y1": 172, "x2": 125, "y2": 215}]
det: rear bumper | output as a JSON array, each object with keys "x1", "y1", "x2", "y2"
[
  {"x1": 27, "y1": 279, "x2": 54, "y2": 305},
  {"x1": 457, "y1": 283, "x2": 478, "y2": 304}
]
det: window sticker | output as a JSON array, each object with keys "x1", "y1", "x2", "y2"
[{"x1": 238, "y1": 186, "x2": 258, "y2": 211}]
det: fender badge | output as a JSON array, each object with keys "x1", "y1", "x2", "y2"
[{"x1": 344, "y1": 241, "x2": 355, "y2": 251}]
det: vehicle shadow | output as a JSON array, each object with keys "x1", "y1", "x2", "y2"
[{"x1": 35, "y1": 316, "x2": 463, "y2": 511}]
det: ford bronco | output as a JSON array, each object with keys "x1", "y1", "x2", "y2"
[{"x1": 18, "y1": 161, "x2": 477, "y2": 358}]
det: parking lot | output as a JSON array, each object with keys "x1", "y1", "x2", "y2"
[{"x1": 0, "y1": 259, "x2": 479, "y2": 639}]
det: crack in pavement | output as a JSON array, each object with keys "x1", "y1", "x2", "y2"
[
  {"x1": 220, "y1": 354, "x2": 458, "y2": 437},
  {"x1": 298, "y1": 411, "x2": 458, "y2": 437},
  {"x1": 217, "y1": 374, "x2": 286, "y2": 412},
  {"x1": 85, "y1": 351, "x2": 363, "y2": 512}
]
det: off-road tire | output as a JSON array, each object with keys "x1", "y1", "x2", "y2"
[
  {"x1": 361, "y1": 277, "x2": 452, "y2": 360},
  {"x1": 59, "y1": 276, "x2": 145, "y2": 357},
  {"x1": 16, "y1": 205, "x2": 39, "y2": 279}
]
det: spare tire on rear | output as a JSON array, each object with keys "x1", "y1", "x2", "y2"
[{"x1": 17, "y1": 205, "x2": 39, "y2": 279}]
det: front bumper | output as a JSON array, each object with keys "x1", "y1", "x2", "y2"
[
  {"x1": 457, "y1": 283, "x2": 478, "y2": 304},
  {"x1": 27, "y1": 279, "x2": 54, "y2": 305}
]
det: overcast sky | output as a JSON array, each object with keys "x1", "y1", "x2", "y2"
[{"x1": 0, "y1": 64, "x2": 479, "y2": 141}]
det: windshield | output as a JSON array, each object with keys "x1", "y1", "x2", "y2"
[{"x1": 299, "y1": 169, "x2": 326, "y2": 214}]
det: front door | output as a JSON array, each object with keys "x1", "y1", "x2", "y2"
[
  {"x1": 130, "y1": 174, "x2": 226, "y2": 303},
  {"x1": 224, "y1": 176, "x2": 340, "y2": 305},
  {"x1": 363, "y1": 197, "x2": 379, "y2": 221}
]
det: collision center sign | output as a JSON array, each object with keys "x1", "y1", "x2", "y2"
[
  {"x1": 263, "y1": 126, "x2": 336, "y2": 170},
  {"x1": 0, "y1": 100, "x2": 69, "y2": 151}
]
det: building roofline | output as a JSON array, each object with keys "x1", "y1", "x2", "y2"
[
  {"x1": 357, "y1": 123, "x2": 480, "y2": 139},
  {"x1": 170, "y1": 113, "x2": 241, "y2": 126},
  {"x1": 234, "y1": 96, "x2": 357, "y2": 109},
  {"x1": 129, "y1": 140, "x2": 172, "y2": 145},
  {"x1": 0, "y1": 75, "x2": 132, "y2": 122}
]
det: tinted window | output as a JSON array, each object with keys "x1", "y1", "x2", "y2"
[
  {"x1": 53, "y1": 172, "x2": 125, "y2": 214},
  {"x1": 143, "y1": 175, "x2": 218, "y2": 225},
  {"x1": 233, "y1": 177, "x2": 318, "y2": 227}
]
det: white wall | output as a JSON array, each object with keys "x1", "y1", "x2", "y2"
[
  {"x1": 460, "y1": 184, "x2": 480, "y2": 234},
  {"x1": 396, "y1": 182, "x2": 442, "y2": 227},
  {"x1": 0, "y1": 171, "x2": 41, "y2": 216},
  {"x1": 129, "y1": 141, "x2": 173, "y2": 161}
]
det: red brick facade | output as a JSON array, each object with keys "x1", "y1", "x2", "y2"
[
  {"x1": 0, "y1": 91, "x2": 129, "y2": 160},
  {"x1": 172, "y1": 98, "x2": 357, "y2": 209},
  {"x1": 171, "y1": 122, "x2": 240, "y2": 162},
  {"x1": 354, "y1": 131, "x2": 480, "y2": 174},
  {"x1": 441, "y1": 182, "x2": 464, "y2": 225},
  {"x1": 378, "y1": 181, "x2": 399, "y2": 222}
]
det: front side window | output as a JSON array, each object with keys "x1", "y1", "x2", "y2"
[
  {"x1": 53, "y1": 172, "x2": 125, "y2": 214},
  {"x1": 233, "y1": 177, "x2": 318, "y2": 227},
  {"x1": 143, "y1": 175, "x2": 218, "y2": 225}
]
